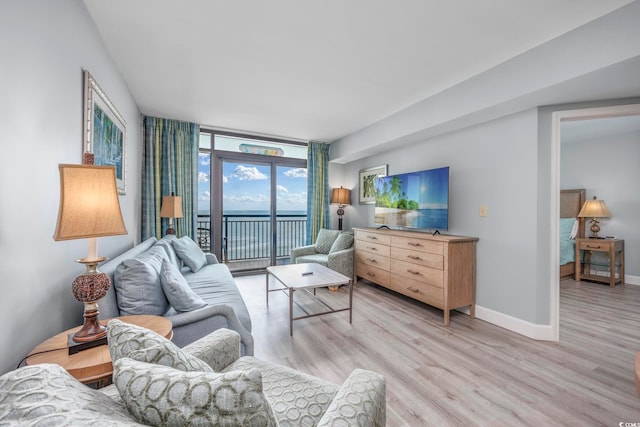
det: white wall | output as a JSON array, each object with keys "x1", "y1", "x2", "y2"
[
  {"x1": 341, "y1": 109, "x2": 542, "y2": 323},
  {"x1": 561, "y1": 126, "x2": 640, "y2": 277},
  {"x1": 0, "y1": 0, "x2": 141, "y2": 375}
]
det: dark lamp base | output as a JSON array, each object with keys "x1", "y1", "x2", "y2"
[{"x1": 68, "y1": 333, "x2": 107, "y2": 355}]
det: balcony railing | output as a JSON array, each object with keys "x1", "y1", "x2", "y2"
[{"x1": 197, "y1": 214, "x2": 307, "y2": 263}]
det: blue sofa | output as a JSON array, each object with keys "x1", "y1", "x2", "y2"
[{"x1": 98, "y1": 236, "x2": 254, "y2": 355}]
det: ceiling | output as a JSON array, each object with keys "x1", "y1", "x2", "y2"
[{"x1": 83, "y1": 0, "x2": 634, "y2": 143}]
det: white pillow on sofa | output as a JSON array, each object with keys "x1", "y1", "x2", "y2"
[
  {"x1": 160, "y1": 259, "x2": 207, "y2": 312},
  {"x1": 114, "y1": 245, "x2": 170, "y2": 316},
  {"x1": 172, "y1": 236, "x2": 208, "y2": 272}
]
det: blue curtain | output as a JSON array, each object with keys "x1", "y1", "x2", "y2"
[
  {"x1": 142, "y1": 117, "x2": 199, "y2": 240},
  {"x1": 305, "y1": 141, "x2": 330, "y2": 244}
]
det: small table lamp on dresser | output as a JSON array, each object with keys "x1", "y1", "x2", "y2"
[{"x1": 53, "y1": 164, "x2": 127, "y2": 351}]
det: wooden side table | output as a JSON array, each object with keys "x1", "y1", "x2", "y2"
[
  {"x1": 574, "y1": 238, "x2": 625, "y2": 287},
  {"x1": 26, "y1": 315, "x2": 172, "y2": 387}
]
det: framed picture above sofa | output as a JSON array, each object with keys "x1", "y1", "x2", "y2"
[
  {"x1": 359, "y1": 165, "x2": 387, "y2": 204},
  {"x1": 82, "y1": 70, "x2": 127, "y2": 194}
]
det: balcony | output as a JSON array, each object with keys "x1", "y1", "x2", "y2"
[{"x1": 197, "y1": 213, "x2": 307, "y2": 271}]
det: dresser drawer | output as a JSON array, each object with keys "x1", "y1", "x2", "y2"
[
  {"x1": 392, "y1": 247, "x2": 443, "y2": 270},
  {"x1": 356, "y1": 262, "x2": 390, "y2": 286},
  {"x1": 391, "y1": 259, "x2": 444, "y2": 287},
  {"x1": 391, "y1": 236, "x2": 443, "y2": 255},
  {"x1": 355, "y1": 230, "x2": 391, "y2": 246},
  {"x1": 355, "y1": 240, "x2": 390, "y2": 257},
  {"x1": 389, "y1": 276, "x2": 444, "y2": 308},
  {"x1": 355, "y1": 251, "x2": 390, "y2": 271}
]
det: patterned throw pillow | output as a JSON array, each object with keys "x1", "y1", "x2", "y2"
[
  {"x1": 329, "y1": 232, "x2": 354, "y2": 254},
  {"x1": 107, "y1": 319, "x2": 212, "y2": 373},
  {"x1": 172, "y1": 236, "x2": 208, "y2": 272},
  {"x1": 314, "y1": 229, "x2": 340, "y2": 254},
  {"x1": 113, "y1": 358, "x2": 277, "y2": 427},
  {"x1": 160, "y1": 259, "x2": 207, "y2": 312}
]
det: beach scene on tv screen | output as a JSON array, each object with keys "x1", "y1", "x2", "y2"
[{"x1": 374, "y1": 167, "x2": 449, "y2": 230}]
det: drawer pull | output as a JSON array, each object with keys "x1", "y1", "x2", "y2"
[
  {"x1": 366, "y1": 246, "x2": 378, "y2": 251},
  {"x1": 366, "y1": 258, "x2": 377, "y2": 263},
  {"x1": 408, "y1": 242, "x2": 422, "y2": 247},
  {"x1": 407, "y1": 286, "x2": 420, "y2": 293},
  {"x1": 407, "y1": 255, "x2": 422, "y2": 260},
  {"x1": 407, "y1": 269, "x2": 421, "y2": 276},
  {"x1": 366, "y1": 272, "x2": 376, "y2": 277},
  {"x1": 585, "y1": 245, "x2": 601, "y2": 249},
  {"x1": 366, "y1": 236, "x2": 378, "y2": 240}
]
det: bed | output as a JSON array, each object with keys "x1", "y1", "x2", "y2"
[{"x1": 560, "y1": 189, "x2": 586, "y2": 278}]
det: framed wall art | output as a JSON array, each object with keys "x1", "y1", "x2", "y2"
[
  {"x1": 82, "y1": 70, "x2": 127, "y2": 194},
  {"x1": 359, "y1": 164, "x2": 387, "y2": 204}
]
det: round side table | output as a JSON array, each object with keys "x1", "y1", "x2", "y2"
[{"x1": 26, "y1": 315, "x2": 172, "y2": 387}]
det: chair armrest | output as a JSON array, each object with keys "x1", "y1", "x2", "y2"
[
  {"x1": 327, "y1": 247, "x2": 354, "y2": 279},
  {"x1": 290, "y1": 245, "x2": 317, "y2": 263},
  {"x1": 205, "y1": 253, "x2": 219, "y2": 264},
  {"x1": 317, "y1": 369, "x2": 386, "y2": 427},
  {"x1": 182, "y1": 328, "x2": 241, "y2": 372}
]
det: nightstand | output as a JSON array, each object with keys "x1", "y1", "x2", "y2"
[
  {"x1": 25, "y1": 315, "x2": 172, "y2": 387},
  {"x1": 574, "y1": 238, "x2": 624, "y2": 287}
]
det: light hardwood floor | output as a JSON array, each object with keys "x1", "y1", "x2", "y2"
[{"x1": 235, "y1": 275, "x2": 640, "y2": 426}]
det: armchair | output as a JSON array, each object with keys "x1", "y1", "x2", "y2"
[{"x1": 290, "y1": 228, "x2": 354, "y2": 282}]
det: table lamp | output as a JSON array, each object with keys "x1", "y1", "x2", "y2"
[
  {"x1": 577, "y1": 195, "x2": 612, "y2": 238},
  {"x1": 159, "y1": 192, "x2": 183, "y2": 235},
  {"x1": 53, "y1": 164, "x2": 127, "y2": 348},
  {"x1": 331, "y1": 186, "x2": 351, "y2": 231}
]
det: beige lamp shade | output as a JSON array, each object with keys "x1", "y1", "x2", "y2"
[
  {"x1": 53, "y1": 164, "x2": 127, "y2": 241},
  {"x1": 331, "y1": 187, "x2": 351, "y2": 206},
  {"x1": 159, "y1": 194, "x2": 184, "y2": 218},
  {"x1": 577, "y1": 197, "x2": 612, "y2": 219}
]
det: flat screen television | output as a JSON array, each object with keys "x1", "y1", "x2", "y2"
[{"x1": 374, "y1": 166, "x2": 449, "y2": 231}]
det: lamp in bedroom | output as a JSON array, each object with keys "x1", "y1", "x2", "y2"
[
  {"x1": 578, "y1": 196, "x2": 612, "y2": 239},
  {"x1": 54, "y1": 164, "x2": 127, "y2": 348},
  {"x1": 331, "y1": 186, "x2": 351, "y2": 230}
]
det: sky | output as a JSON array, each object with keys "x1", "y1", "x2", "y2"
[{"x1": 198, "y1": 154, "x2": 307, "y2": 213}]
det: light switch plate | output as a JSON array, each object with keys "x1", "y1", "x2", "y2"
[{"x1": 479, "y1": 205, "x2": 488, "y2": 217}]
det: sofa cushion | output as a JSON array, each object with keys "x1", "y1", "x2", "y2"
[
  {"x1": 226, "y1": 356, "x2": 339, "y2": 427},
  {"x1": 107, "y1": 319, "x2": 213, "y2": 373},
  {"x1": 314, "y1": 229, "x2": 340, "y2": 254},
  {"x1": 295, "y1": 254, "x2": 329, "y2": 267},
  {"x1": 182, "y1": 263, "x2": 252, "y2": 333},
  {"x1": 113, "y1": 358, "x2": 277, "y2": 427},
  {"x1": 155, "y1": 235, "x2": 182, "y2": 271},
  {"x1": 0, "y1": 363, "x2": 141, "y2": 426},
  {"x1": 172, "y1": 236, "x2": 207, "y2": 272},
  {"x1": 160, "y1": 259, "x2": 207, "y2": 312},
  {"x1": 329, "y1": 232, "x2": 354, "y2": 253},
  {"x1": 114, "y1": 245, "x2": 170, "y2": 316}
]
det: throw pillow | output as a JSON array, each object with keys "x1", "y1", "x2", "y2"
[
  {"x1": 114, "y1": 246, "x2": 170, "y2": 316},
  {"x1": 172, "y1": 236, "x2": 208, "y2": 273},
  {"x1": 314, "y1": 229, "x2": 340, "y2": 254},
  {"x1": 107, "y1": 319, "x2": 213, "y2": 373},
  {"x1": 155, "y1": 235, "x2": 182, "y2": 270},
  {"x1": 113, "y1": 358, "x2": 277, "y2": 427},
  {"x1": 329, "y1": 232, "x2": 354, "y2": 254},
  {"x1": 160, "y1": 259, "x2": 207, "y2": 312}
]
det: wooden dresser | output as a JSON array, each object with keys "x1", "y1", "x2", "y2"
[{"x1": 354, "y1": 227, "x2": 478, "y2": 325}]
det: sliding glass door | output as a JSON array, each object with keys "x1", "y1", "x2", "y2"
[{"x1": 198, "y1": 131, "x2": 307, "y2": 273}]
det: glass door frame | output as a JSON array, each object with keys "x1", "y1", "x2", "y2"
[{"x1": 206, "y1": 133, "x2": 307, "y2": 272}]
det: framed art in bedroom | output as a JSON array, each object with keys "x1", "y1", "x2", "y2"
[
  {"x1": 359, "y1": 165, "x2": 387, "y2": 204},
  {"x1": 82, "y1": 70, "x2": 127, "y2": 194}
]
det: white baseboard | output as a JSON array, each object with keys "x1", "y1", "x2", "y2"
[
  {"x1": 457, "y1": 305, "x2": 555, "y2": 341},
  {"x1": 625, "y1": 274, "x2": 640, "y2": 285}
]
